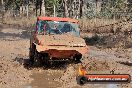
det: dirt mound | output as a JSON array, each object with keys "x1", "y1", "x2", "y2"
[
  {"x1": 96, "y1": 33, "x2": 132, "y2": 48},
  {"x1": 80, "y1": 19, "x2": 132, "y2": 34},
  {"x1": 83, "y1": 32, "x2": 132, "y2": 49}
]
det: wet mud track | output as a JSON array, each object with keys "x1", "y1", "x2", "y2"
[
  {"x1": 26, "y1": 69, "x2": 63, "y2": 88},
  {"x1": 0, "y1": 24, "x2": 132, "y2": 88}
]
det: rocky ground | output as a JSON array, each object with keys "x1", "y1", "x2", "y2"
[{"x1": 0, "y1": 23, "x2": 132, "y2": 88}]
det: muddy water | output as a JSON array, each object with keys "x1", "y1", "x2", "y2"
[
  {"x1": 26, "y1": 69, "x2": 119, "y2": 88},
  {"x1": 26, "y1": 69, "x2": 63, "y2": 88}
]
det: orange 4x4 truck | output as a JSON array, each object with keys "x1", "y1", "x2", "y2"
[{"x1": 29, "y1": 17, "x2": 88, "y2": 66}]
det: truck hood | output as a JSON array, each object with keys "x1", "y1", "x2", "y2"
[{"x1": 36, "y1": 34, "x2": 86, "y2": 47}]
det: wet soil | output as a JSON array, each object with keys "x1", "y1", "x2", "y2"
[{"x1": 0, "y1": 24, "x2": 132, "y2": 88}]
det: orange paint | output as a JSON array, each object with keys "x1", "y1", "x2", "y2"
[{"x1": 37, "y1": 16, "x2": 79, "y2": 24}]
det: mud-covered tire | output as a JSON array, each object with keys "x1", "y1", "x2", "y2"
[
  {"x1": 76, "y1": 76, "x2": 87, "y2": 85},
  {"x1": 42, "y1": 54, "x2": 50, "y2": 68},
  {"x1": 75, "y1": 54, "x2": 82, "y2": 63},
  {"x1": 29, "y1": 43, "x2": 36, "y2": 66},
  {"x1": 29, "y1": 43, "x2": 42, "y2": 67},
  {"x1": 33, "y1": 50, "x2": 43, "y2": 67}
]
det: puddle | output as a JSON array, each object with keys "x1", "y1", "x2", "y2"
[
  {"x1": 25, "y1": 69, "x2": 63, "y2": 88},
  {"x1": 22, "y1": 68, "x2": 120, "y2": 88}
]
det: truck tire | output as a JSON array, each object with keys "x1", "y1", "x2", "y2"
[
  {"x1": 42, "y1": 53, "x2": 50, "y2": 68},
  {"x1": 75, "y1": 54, "x2": 82, "y2": 63},
  {"x1": 29, "y1": 43, "x2": 36, "y2": 66},
  {"x1": 34, "y1": 49, "x2": 43, "y2": 67}
]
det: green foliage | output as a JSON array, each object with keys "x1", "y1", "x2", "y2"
[
  {"x1": 2, "y1": 0, "x2": 132, "y2": 19},
  {"x1": 4, "y1": 0, "x2": 21, "y2": 10},
  {"x1": 45, "y1": 0, "x2": 60, "y2": 15},
  {"x1": 100, "y1": 0, "x2": 127, "y2": 19}
]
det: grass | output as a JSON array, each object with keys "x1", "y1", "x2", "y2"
[
  {"x1": 3, "y1": 13, "x2": 36, "y2": 27},
  {"x1": 79, "y1": 18, "x2": 132, "y2": 34},
  {"x1": 2, "y1": 14, "x2": 132, "y2": 34}
]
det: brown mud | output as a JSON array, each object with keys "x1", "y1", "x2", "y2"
[{"x1": 0, "y1": 24, "x2": 132, "y2": 88}]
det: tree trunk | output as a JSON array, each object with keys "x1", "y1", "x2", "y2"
[
  {"x1": 1, "y1": 0, "x2": 3, "y2": 5},
  {"x1": 96, "y1": 0, "x2": 102, "y2": 15},
  {"x1": 41, "y1": 0, "x2": 45, "y2": 16},
  {"x1": 72, "y1": 0, "x2": 75, "y2": 18},
  {"x1": 26, "y1": 4, "x2": 29, "y2": 18},
  {"x1": 36, "y1": 1, "x2": 37, "y2": 16},
  {"x1": 64, "y1": 0, "x2": 68, "y2": 17},
  {"x1": 80, "y1": 0, "x2": 83, "y2": 18},
  {"x1": 81, "y1": 0, "x2": 85, "y2": 17},
  {"x1": 53, "y1": 4, "x2": 56, "y2": 17},
  {"x1": 39, "y1": 1, "x2": 42, "y2": 16},
  {"x1": 78, "y1": 0, "x2": 81, "y2": 19}
]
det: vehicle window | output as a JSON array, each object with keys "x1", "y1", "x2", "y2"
[
  {"x1": 36, "y1": 20, "x2": 80, "y2": 36},
  {"x1": 60, "y1": 23, "x2": 72, "y2": 33}
]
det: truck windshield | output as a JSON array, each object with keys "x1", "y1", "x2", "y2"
[{"x1": 36, "y1": 20, "x2": 80, "y2": 36}]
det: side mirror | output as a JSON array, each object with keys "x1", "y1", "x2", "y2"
[{"x1": 78, "y1": 25, "x2": 81, "y2": 30}]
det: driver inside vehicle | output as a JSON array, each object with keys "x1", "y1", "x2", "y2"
[{"x1": 60, "y1": 23, "x2": 71, "y2": 33}]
